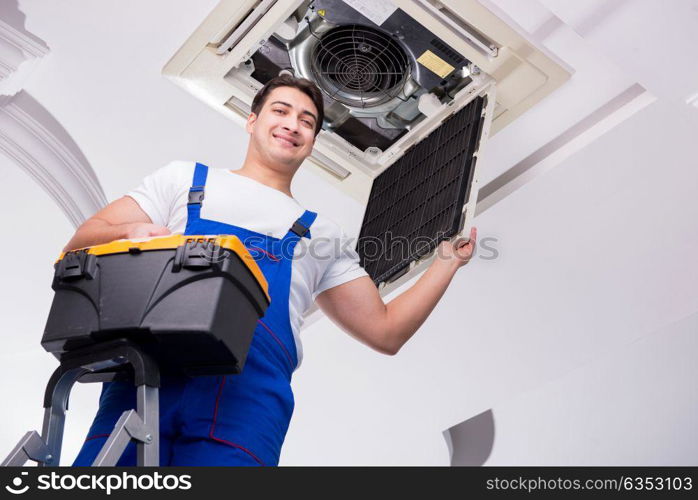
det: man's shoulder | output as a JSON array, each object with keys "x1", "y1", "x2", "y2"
[
  {"x1": 307, "y1": 212, "x2": 345, "y2": 238},
  {"x1": 160, "y1": 160, "x2": 197, "y2": 177},
  {"x1": 142, "y1": 160, "x2": 196, "y2": 182}
]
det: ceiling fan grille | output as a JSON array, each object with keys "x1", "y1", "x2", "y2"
[{"x1": 311, "y1": 25, "x2": 410, "y2": 108}]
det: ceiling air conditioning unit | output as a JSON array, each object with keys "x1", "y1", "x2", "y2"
[{"x1": 163, "y1": 0, "x2": 569, "y2": 296}]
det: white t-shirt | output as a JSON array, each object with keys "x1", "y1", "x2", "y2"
[{"x1": 126, "y1": 160, "x2": 368, "y2": 369}]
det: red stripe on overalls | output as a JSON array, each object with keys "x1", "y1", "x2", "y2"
[
  {"x1": 84, "y1": 433, "x2": 111, "y2": 441},
  {"x1": 208, "y1": 375, "x2": 265, "y2": 466},
  {"x1": 257, "y1": 319, "x2": 294, "y2": 370},
  {"x1": 247, "y1": 245, "x2": 280, "y2": 262}
]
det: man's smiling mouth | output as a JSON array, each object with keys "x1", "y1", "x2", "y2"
[{"x1": 273, "y1": 134, "x2": 299, "y2": 147}]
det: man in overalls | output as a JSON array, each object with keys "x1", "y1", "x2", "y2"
[{"x1": 63, "y1": 75, "x2": 477, "y2": 466}]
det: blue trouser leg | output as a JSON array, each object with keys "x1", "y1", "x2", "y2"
[
  {"x1": 72, "y1": 376, "x2": 265, "y2": 466},
  {"x1": 168, "y1": 437, "x2": 262, "y2": 466},
  {"x1": 72, "y1": 433, "x2": 175, "y2": 466},
  {"x1": 72, "y1": 378, "x2": 180, "y2": 466}
]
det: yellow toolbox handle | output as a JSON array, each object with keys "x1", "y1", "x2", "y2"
[{"x1": 56, "y1": 234, "x2": 269, "y2": 301}]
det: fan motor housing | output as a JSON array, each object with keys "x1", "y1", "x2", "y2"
[
  {"x1": 308, "y1": 24, "x2": 411, "y2": 109},
  {"x1": 300, "y1": 0, "x2": 468, "y2": 96},
  {"x1": 248, "y1": 0, "x2": 472, "y2": 152}
]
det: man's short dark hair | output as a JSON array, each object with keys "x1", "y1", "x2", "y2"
[{"x1": 251, "y1": 74, "x2": 325, "y2": 137}]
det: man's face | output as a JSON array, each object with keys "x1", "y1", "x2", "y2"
[{"x1": 246, "y1": 86, "x2": 318, "y2": 168}]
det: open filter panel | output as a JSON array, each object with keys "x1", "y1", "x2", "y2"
[{"x1": 357, "y1": 94, "x2": 486, "y2": 285}]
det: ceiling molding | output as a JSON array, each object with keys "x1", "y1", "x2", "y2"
[
  {"x1": 0, "y1": 91, "x2": 106, "y2": 228},
  {"x1": 475, "y1": 83, "x2": 656, "y2": 215},
  {"x1": 0, "y1": 18, "x2": 48, "y2": 80}
]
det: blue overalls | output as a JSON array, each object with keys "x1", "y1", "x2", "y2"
[{"x1": 72, "y1": 163, "x2": 316, "y2": 466}]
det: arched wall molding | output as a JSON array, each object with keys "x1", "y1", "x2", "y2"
[
  {"x1": 0, "y1": 17, "x2": 48, "y2": 74},
  {"x1": 0, "y1": 91, "x2": 107, "y2": 228},
  {"x1": 0, "y1": 17, "x2": 48, "y2": 93},
  {"x1": 0, "y1": 3, "x2": 104, "y2": 228}
]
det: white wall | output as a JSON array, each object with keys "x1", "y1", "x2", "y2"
[
  {"x1": 484, "y1": 309, "x2": 698, "y2": 466},
  {"x1": 0, "y1": 156, "x2": 101, "y2": 465}
]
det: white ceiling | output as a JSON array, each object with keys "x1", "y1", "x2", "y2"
[{"x1": 1, "y1": 0, "x2": 696, "y2": 465}]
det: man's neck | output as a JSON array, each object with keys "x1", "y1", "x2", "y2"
[{"x1": 230, "y1": 159, "x2": 295, "y2": 198}]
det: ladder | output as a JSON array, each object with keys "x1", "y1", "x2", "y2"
[{"x1": 1, "y1": 338, "x2": 160, "y2": 466}]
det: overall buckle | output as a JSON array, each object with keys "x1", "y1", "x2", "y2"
[
  {"x1": 188, "y1": 187, "x2": 205, "y2": 205},
  {"x1": 290, "y1": 220, "x2": 309, "y2": 237}
]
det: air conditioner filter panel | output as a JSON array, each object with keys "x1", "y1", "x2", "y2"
[{"x1": 357, "y1": 95, "x2": 486, "y2": 285}]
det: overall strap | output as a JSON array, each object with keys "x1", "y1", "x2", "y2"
[
  {"x1": 286, "y1": 209, "x2": 317, "y2": 240},
  {"x1": 187, "y1": 162, "x2": 209, "y2": 222}
]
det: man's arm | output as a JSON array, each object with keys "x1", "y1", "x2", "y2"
[
  {"x1": 315, "y1": 227, "x2": 477, "y2": 355},
  {"x1": 62, "y1": 195, "x2": 171, "y2": 252}
]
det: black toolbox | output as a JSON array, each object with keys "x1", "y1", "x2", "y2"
[{"x1": 41, "y1": 235, "x2": 270, "y2": 377}]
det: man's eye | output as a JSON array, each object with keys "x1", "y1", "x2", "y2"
[
  {"x1": 274, "y1": 109, "x2": 284, "y2": 114},
  {"x1": 302, "y1": 120, "x2": 312, "y2": 126}
]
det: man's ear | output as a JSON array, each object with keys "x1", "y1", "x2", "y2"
[{"x1": 245, "y1": 112, "x2": 258, "y2": 134}]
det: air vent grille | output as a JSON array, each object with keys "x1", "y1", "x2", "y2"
[
  {"x1": 357, "y1": 96, "x2": 486, "y2": 284},
  {"x1": 311, "y1": 25, "x2": 410, "y2": 108}
]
